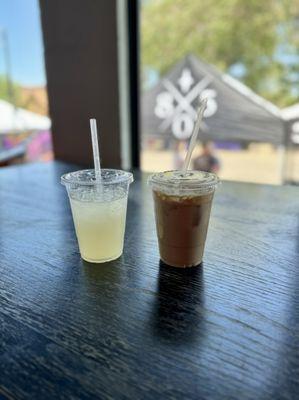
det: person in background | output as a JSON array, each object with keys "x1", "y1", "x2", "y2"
[{"x1": 192, "y1": 141, "x2": 220, "y2": 173}]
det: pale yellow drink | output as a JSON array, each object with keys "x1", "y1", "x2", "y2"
[
  {"x1": 61, "y1": 169, "x2": 133, "y2": 263},
  {"x1": 70, "y1": 195, "x2": 128, "y2": 262}
]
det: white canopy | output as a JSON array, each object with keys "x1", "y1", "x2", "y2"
[
  {"x1": 281, "y1": 103, "x2": 299, "y2": 144},
  {"x1": 0, "y1": 99, "x2": 51, "y2": 134},
  {"x1": 281, "y1": 103, "x2": 299, "y2": 121}
]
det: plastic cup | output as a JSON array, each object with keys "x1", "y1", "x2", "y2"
[
  {"x1": 148, "y1": 170, "x2": 219, "y2": 268},
  {"x1": 61, "y1": 169, "x2": 133, "y2": 263}
]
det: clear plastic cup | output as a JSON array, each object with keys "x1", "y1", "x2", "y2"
[
  {"x1": 61, "y1": 169, "x2": 133, "y2": 263},
  {"x1": 148, "y1": 170, "x2": 219, "y2": 268}
]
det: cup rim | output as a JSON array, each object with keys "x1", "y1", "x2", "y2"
[
  {"x1": 61, "y1": 169, "x2": 134, "y2": 187},
  {"x1": 148, "y1": 170, "x2": 219, "y2": 192}
]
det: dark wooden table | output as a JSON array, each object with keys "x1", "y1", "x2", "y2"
[{"x1": 0, "y1": 161, "x2": 298, "y2": 400}]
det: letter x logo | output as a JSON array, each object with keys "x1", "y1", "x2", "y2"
[{"x1": 154, "y1": 69, "x2": 218, "y2": 139}]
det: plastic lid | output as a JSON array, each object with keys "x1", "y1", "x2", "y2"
[
  {"x1": 148, "y1": 170, "x2": 219, "y2": 194},
  {"x1": 61, "y1": 169, "x2": 133, "y2": 186}
]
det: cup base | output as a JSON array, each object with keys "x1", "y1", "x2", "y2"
[
  {"x1": 82, "y1": 251, "x2": 122, "y2": 264},
  {"x1": 160, "y1": 258, "x2": 202, "y2": 269}
]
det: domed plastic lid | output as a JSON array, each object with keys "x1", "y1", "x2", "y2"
[
  {"x1": 61, "y1": 169, "x2": 133, "y2": 186},
  {"x1": 148, "y1": 170, "x2": 219, "y2": 195}
]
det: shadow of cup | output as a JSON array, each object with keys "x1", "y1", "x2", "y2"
[{"x1": 150, "y1": 261, "x2": 206, "y2": 346}]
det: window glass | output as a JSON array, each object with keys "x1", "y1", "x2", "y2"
[
  {"x1": 0, "y1": 0, "x2": 52, "y2": 166},
  {"x1": 140, "y1": 0, "x2": 299, "y2": 184}
]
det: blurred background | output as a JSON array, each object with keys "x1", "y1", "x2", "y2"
[
  {"x1": 0, "y1": 0, "x2": 298, "y2": 184},
  {"x1": 0, "y1": 0, "x2": 51, "y2": 166}
]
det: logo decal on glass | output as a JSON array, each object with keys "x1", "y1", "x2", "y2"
[{"x1": 154, "y1": 68, "x2": 218, "y2": 139}]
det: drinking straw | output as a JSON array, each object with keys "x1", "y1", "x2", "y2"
[
  {"x1": 89, "y1": 118, "x2": 101, "y2": 182},
  {"x1": 182, "y1": 98, "x2": 208, "y2": 173}
]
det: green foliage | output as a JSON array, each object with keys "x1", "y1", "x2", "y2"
[
  {"x1": 141, "y1": 0, "x2": 299, "y2": 107},
  {"x1": 0, "y1": 75, "x2": 22, "y2": 106}
]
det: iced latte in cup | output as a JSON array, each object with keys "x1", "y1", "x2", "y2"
[{"x1": 149, "y1": 170, "x2": 218, "y2": 268}]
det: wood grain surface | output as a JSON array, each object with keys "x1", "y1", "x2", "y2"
[{"x1": 0, "y1": 162, "x2": 298, "y2": 400}]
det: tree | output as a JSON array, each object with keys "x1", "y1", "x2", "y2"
[
  {"x1": 141, "y1": 0, "x2": 299, "y2": 107},
  {"x1": 0, "y1": 75, "x2": 21, "y2": 106}
]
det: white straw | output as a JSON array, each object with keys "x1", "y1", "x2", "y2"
[
  {"x1": 182, "y1": 98, "x2": 208, "y2": 173},
  {"x1": 89, "y1": 118, "x2": 101, "y2": 182}
]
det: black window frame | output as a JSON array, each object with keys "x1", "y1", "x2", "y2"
[{"x1": 127, "y1": 0, "x2": 140, "y2": 169}]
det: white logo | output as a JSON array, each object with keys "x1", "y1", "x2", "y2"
[
  {"x1": 178, "y1": 68, "x2": 194, "y2": 93},
  {"x1": 172, "y1": 112, "x2": 194, "y2": 139},
  {"x1": 154, "y1": 68, "x2": 218, "y2": 139},
  {"x1": 154, "y1": 92, "x2": 174, "y2": 119}
]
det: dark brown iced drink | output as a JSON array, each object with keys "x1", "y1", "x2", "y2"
[{"x1": 149, "y1": 171, "x2": 218, "y2": 268}]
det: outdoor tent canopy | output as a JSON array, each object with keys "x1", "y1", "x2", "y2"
[
  {"x1": 142, "y1": 54, "x2": 285, "y2": 145},
  {"x1": 0, "y1": 99, "x2": 51, "y2": 134},
  {"x1": 282, "y1": 103, "x2": 299, "y2": 144}
]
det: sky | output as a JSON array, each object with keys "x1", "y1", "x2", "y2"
[
  {"x1": 0, "y1": 0, "x2": 46, "y2": 86},
  {"x1": 0, "y1": 0, "x2": 297, "y2": 91}
]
